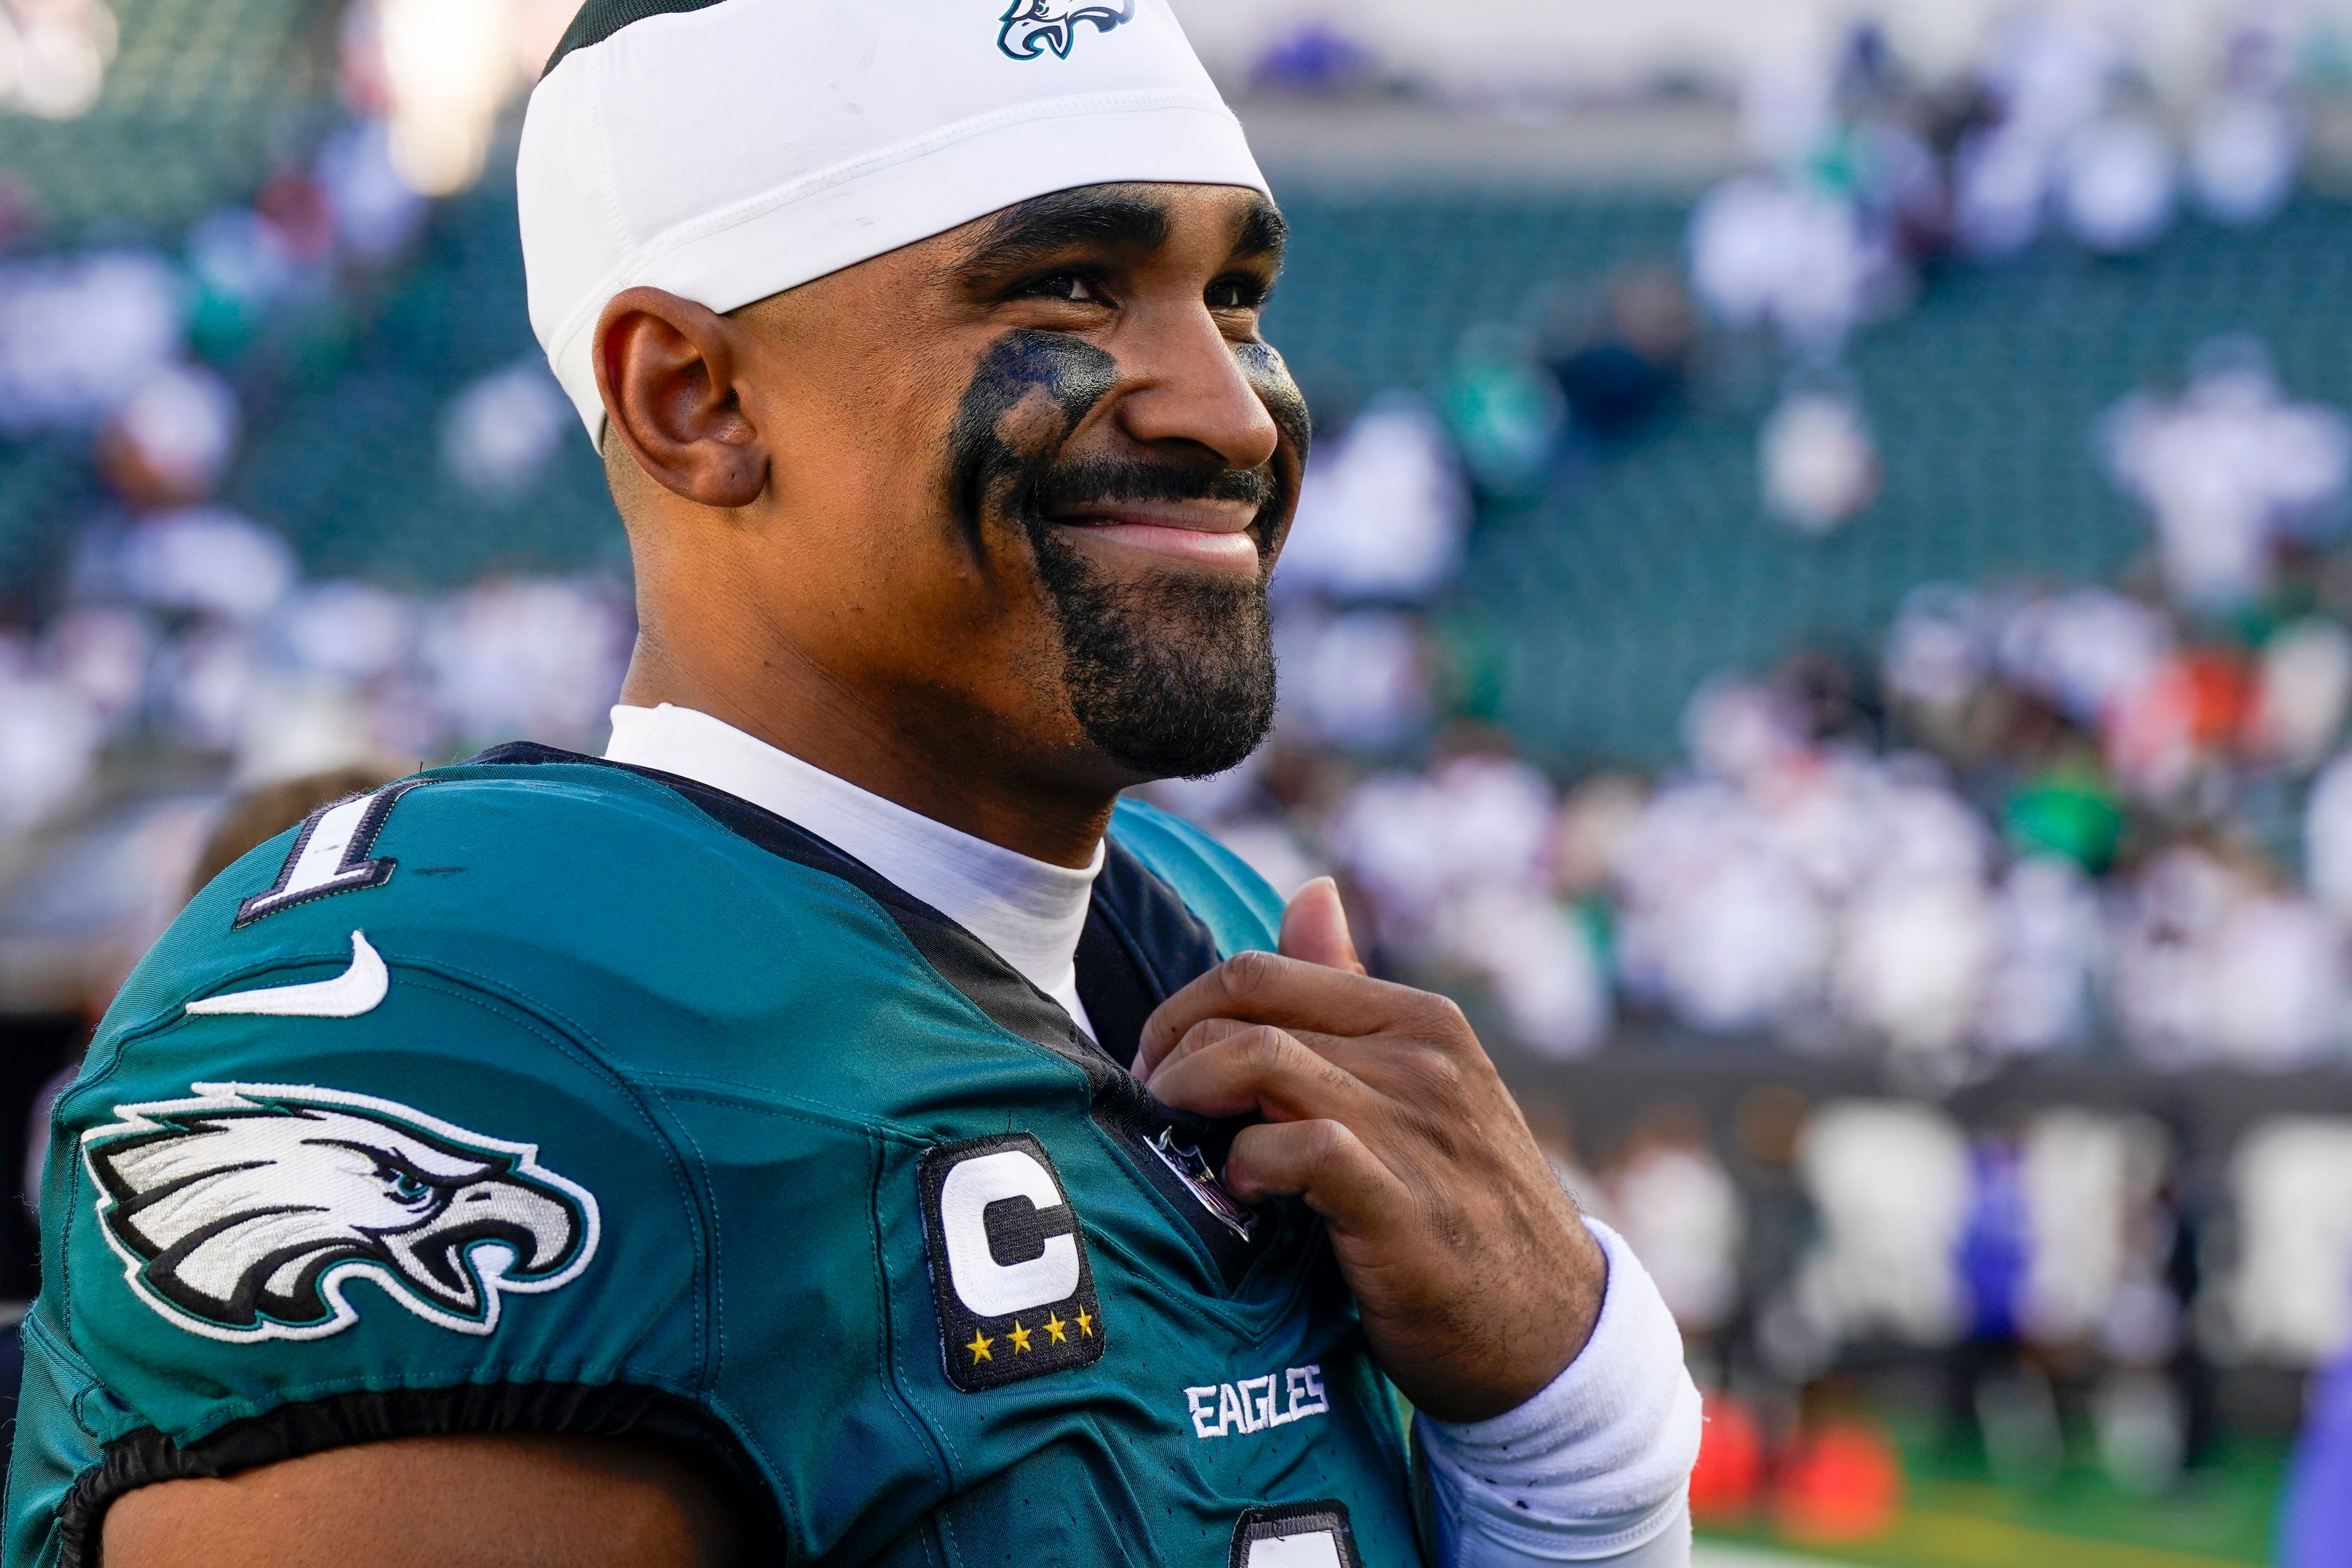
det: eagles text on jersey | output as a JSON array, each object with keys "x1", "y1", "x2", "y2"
[{"x1": 6, "y1": 748, "x2": 1423, "y2": 1567}]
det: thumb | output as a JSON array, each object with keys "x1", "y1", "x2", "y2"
[{"x1": 1279, "y1": 876, "x2": 1366, "y2": 974}]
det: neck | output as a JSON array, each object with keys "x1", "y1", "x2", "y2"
[{"x1": 617, "y1": 625, "x2": 1117, "y2": 870}]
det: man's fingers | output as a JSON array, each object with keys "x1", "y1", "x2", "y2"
[
  {"x1": 1278, "y1": 877, "x2": 1365, "y2": 974},
  {"x1": 1223, "y1": 1118, "x2": 1406, "y2": 1226},
  {"x1": 1142, "y1": 1023, "x2": 1374, "y2": 1125},
  {"x1": 1144, "y1": 1013, "x2": 1365, "y2": 1088},
  {"x1": 1136, "y1": 949, "x2": 1452, "y2": 1080}
]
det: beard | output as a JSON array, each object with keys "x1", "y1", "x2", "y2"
[
  {"x1": 1020, "y1": 457, "x2": 1280, "y2": 780},
  {"x1": 944, "y1": 330, "x2": 1303, "y2": 781}
]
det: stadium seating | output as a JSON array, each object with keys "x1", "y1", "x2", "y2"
[
  {"x1": 0, "y1": 0, "x2": 326, "y2": 235},
  {"x1": 1275, "y1": 191, "x2": 2352, "y2": 765}
]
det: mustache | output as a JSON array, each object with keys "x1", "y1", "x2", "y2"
[{"x1": 1028, "y1": 456, "x2": 1276, "y2": 516}]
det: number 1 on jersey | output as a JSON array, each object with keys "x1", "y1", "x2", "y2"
[{"x1": 235, "y1": 780, "x2": 431, "y2": 929}]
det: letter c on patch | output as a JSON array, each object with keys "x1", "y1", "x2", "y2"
[{"x1": 938, "y1": 1148, "x2": 1079, "y2": 1318}]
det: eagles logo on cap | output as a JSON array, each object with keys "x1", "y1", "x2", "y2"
[
  {"x1": 919, "y1": 1133, "x2": 1106, "y2": 1392},
  {"x1": 997, "y1": 0, "x2": 1133, "y2": 61}
]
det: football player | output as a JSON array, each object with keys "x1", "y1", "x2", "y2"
[{"x1": 6, "y1": 3, "x2": 1700, "y2": 1565}]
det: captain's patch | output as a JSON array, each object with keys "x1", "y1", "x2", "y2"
[
  {"x1": 83, "y1": 1083, "x2": 598, "y2": 1343},
  {"x1": 1228, "y1": 1502, "x2": 1363, "y2": 1568},
  {"x1": 919, "y1": 1133, "x2": 1104, "y2": 1392}
]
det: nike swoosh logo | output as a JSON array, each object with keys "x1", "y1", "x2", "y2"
[{"x1": 184, "y1": 932, "x2": 388, "y2": 1019}]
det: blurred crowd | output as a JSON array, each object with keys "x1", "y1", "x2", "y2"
[
  {"x1": 1153, "y1": 325, "x2": 2352, "y2": 1079},
  {"x1": 0, "y1": 0, "x2": 622, "y2": 1001},
  {"x1": 0, "y1": 7, "x2": 633, "y2": 778},
  {"x1": 1145, "y1": 13, "x2": 2352, "y2": 1085},
  {"x1": 1540, "y1": 1091, "x2": 2223, "y2": 1517},
  {"x1": 1689, "y1": 7, "x2": 2329, "y2": 537}
]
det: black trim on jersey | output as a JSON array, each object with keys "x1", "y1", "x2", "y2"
[
  {"x1": 232, "y1": 778, "x2": 432, "y2": 929},
  {"x1": 1076, "y1": 836, "x2": 1224, "y2": 1071},
  {"x1": 545, "y1": 0, "x2": 731, "y2": 77},
  {"x1": 1228, "y1": 1500, "x2": 1365, "y2": 1568},
  {"x1": 52, "y1": 1382, "x2": 782, "y2": 1568},
  {"x1": 466, "y1": 744, "x2": 1271, "y2": 1286}
]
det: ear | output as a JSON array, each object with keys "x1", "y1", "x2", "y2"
[{"x1": 594, "y1": 286, "x2": 769, "y2": 510}]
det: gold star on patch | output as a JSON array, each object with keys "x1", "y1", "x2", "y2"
[
  {"x1": 966, "y1": 1330, "x2": 993, "y2": 1363},
  {"x1": 1042, "y1": 1312, "x2": 1068, "y2": 1344},
  {"x1": 1074, "y1": 1306, "x2": 1095, "y2": 1337},
  {"x1": 1008, "y1": 1320, "x2": 1034, "y2": 1354}
]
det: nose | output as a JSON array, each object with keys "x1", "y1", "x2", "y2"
[{"x1": 1111, "y1": 305, "x2": 1281, "y2": 475}]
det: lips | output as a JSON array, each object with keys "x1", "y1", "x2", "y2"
[{"x1": 1047, "y1": 498, "x2": 1262, "y2": 573}]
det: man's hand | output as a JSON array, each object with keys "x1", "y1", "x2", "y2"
[{"x1": 1134, "y1": 878, "x2": 1607, "y2": 1425}]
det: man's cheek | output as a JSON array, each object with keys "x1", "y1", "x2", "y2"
[{"x1": 946, "y1": 330, "x2": 1122, "y2": 541}]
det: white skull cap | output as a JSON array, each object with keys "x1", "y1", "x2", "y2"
[{"x1": 518, "y1": 0, "x2": 1268, "y2": 440}]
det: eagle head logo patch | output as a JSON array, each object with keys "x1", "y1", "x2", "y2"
[
  {"x1": 997, "y1": 0, "x2": 1133, "y2": 60},
  {"x1": 82, "y1": 1083, "x2": 598, "y2": 1343}
]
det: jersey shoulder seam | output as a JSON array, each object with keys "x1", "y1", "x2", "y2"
[{"x1": 630, "y1": 1072, "x2": 935, "y2": 1148}]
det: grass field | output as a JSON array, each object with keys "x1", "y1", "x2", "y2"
[{"x1": 1695, "y1": 1431, "x2": 2288, "y2": 1567}]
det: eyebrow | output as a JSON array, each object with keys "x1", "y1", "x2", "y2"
[
  {"x1": 1231, "y1": 197, "x2": 1287, "y2": 265},
  {"x1": 956, "y1": 188, "x2": 1172, "y2": 285}
]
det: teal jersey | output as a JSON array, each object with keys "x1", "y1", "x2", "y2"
[{"x1": 5, "y1": 748, "x2": 1424, "y2": 1567}]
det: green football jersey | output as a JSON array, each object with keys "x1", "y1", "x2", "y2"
[{"x1": 4, "y1": 747, "x2": 1426, "y2": 1567}]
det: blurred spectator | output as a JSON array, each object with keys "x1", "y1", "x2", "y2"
[
  {"x1": 2109, "y1": 845, "x2": 2346, "y2": 1070},
  {"x1": 1439, "y1": 327, "x2": 1566, "y2": 504},
  {"x1": 0, "y1": 252, "x2": 181, "y2": 436},
  {"x1": 97, "y1": 365, "x2": 240, "y2": 506},
  {"x1": 1434, "y1": 883, "x2": 1608, "y2": 1058},
  {"x1": 44, "y1": 607, "x2": 153, "y2": 733},
  {"x1": 270, "y1": 580, "x2": 420, "y2": 687},
  {"x1": 2058, "y1": 115, "x2": 2176, "y2": 255},
  {"x1": 442, "y1": 360, "x2": 575, "y2": 500},
  {"x1": 1793, "y1": 1101, "x2": 1970, "y2": 1348},
  {"x1": 420, "y1": 576, "x2": 631, "y2": 753},
  {"x1": 2223, "y1": 1117, "x2": 2352, "y2": 1364},
  {"x1": 2018, "y1": 1111, "x2": 2168, "y2": 1348},
  {"x1": 2190, "y1": 92, "x2": 2301, "y2": 227},
  {"x1": 1973, "y1": 857, "x2": 2100, "y2": 1053},
  {"x1": 0, "y1": 665, "x2": 100, "y2": 834},
  {"x1": 1277, "y1": 393, "x2": 1468, "y2": 603},
  {"x1": 1275, "y1": 609, "x2": 1429, "y2": 753},
  {"x1": 2307, "y1": 749, "x2": 2352, "y2": 921},
  {"x1": 1728, "y1": 1084, "x2": 1820, "y2": 1386},
  {"x1": 314, "y1": 119, "x2": 429, "y2": 264},
  {"x1": 1250, "y1": 21, "x2": 1376, "y2": 96},
  {"x1": 2103, "y1": 339, "x2": 2352, "y2": 611},
  {"x1": 1542, "y1": 270, "x2": 1695, "y2": 443},
  {"x1": 2252, "y1": 619, "x2": 2352, "y2": 769},
  {"x1": 1760, "y1": 384, "x2": 1879, "y2": 536},
  {"x1": 104, "y1": 508, "x2": 296, "y2": 624},
  {"x1": 2282, "y1": 1343, "x2": 2352, "y2": 1567},
  {"x1": 186, "y1": 206, "x2": 309, "y2": 355},
  {"x1": 1606, "y1": 1104, "x2": 1745, "y2": 1339},
  {"x1": 1687, "y1": 176, "x2": 1874, "y2": 351}
]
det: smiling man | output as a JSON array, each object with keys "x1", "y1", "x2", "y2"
[{"x1": 5, "y1": 3, "x2": 1698, "y2": 1566}]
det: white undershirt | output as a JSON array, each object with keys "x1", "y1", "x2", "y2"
[
  {"x1": 601, "y1": 702, "x2": 1697, "y2": 1566},
  {"x1": 606, "y1": 703, "x2": 1102, "y2": 1037}
]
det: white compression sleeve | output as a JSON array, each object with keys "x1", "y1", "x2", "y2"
[{"x1": 1417, "y1": 1219, "x2": 1702, "y2": 1566}]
